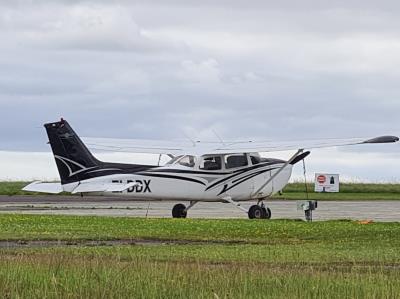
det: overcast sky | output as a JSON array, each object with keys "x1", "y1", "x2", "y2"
[{"x1": 0, "y1": 0, "x2": 399, "y2": 181}]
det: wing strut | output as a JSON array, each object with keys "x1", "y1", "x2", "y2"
[
  {"x1": 222, "y1": 196, "x2": 249, "y2": 213},
  {"x1": 252, "y1": 149, "x2": 304, "y2": 197}
]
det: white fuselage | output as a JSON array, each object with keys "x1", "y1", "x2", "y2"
[{"x1": 62, "y1": 160, "x2": 293, "y2": 202}]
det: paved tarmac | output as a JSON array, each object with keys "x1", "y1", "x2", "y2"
[{"x1": 0, "y1": 195, "x2": 399, "y2": 221}]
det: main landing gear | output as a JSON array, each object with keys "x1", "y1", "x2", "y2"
[
  {"x1": 171, "y1": 198, "x2": 272, "y2": 220},
  {"x1": 248, "y1": 201, "x2": 271, "y2": 219},
  {"x1": 223, "y1": 197, "x2": 272, "y2": 220},
  {"x1": 172, "y1": 203, "x2": 187, "y2": 218},
  {"x1": 172, "y1": 201, "x2": 198, "y2": 218}
]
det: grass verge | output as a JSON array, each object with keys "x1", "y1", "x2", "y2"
[
  {"x1": 0, "y1": 214, "x2": 399, "y2": 244},
  {"x1": 276, "y1": 182, "x2": 400, "y2": 200},
  {"x1": 0, "y1": 215, "x2": 399, "y2": 298},
  {"x1": 0, "y1": 247, "x2": 399, "y2": 298}
]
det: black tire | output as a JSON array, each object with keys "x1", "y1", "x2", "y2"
[
  {"x1": 262, "y1": 207, "x2": 272, "y2": 219},
  {"x1": 172, "y1": 203, "x2": 187, "y2": 218},
  {"x1": 248, "y1": 205, "x2": 264, "y2": 219}
]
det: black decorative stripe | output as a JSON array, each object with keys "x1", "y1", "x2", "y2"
[
  {"x1": 231, "y1": 161, "x2": 282, "y2": 173},
  {"x1": 233, "y1": 167, "x2": 279, "y2": 185},
  {"x1": 205, "y1": 171, "x2": 244, "y2": 191},
  {"x1": 232, "y1": 168, "x2": 269, "y2": 184},
  {"x1": 148, "y1": 161, "x2": 283, "y2": 178},
  {"x1": 217, "y1": 168, "x2": 277, "y2": 196},
  {"x1": 138, "y1": 173, "x2": 206, "y2": 185},
  {"x1": 205, "y1": 162, "x2": 283, "y2": 191}
]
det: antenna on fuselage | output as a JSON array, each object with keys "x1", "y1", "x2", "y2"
[{"x1": 182, "y1": 132, "x2": 197, "y2": 147}]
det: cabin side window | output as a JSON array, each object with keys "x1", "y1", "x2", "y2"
[
  {"x1": 224, "y1": 154, "x2": 248, "y2": 169},
  {"x1": 199, "y1": 156, "x2": 222, "y2": 170}
]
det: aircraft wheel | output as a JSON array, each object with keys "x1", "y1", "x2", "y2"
[
  {"x1": 248, "y1": 205, "x2": 264, "y2": 219},
  {"x1": 172, "y1": 203, "x2": 187, "y2": 218},
  {"x1": 262, "y1": 207, "x2": 272, "y2": 219}
]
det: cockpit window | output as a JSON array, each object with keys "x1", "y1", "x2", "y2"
[
  {"x1": 177, "y1": 155, "x2": 196, "y2": 168},
  {"x1": 224, "y1": 154, "x2": 248, "y2": 169},
  {"x1": 250, "y1": 155, "x2": 261, "y2": 165},
  {"x1": 199, "y1": 156, "x2": 222, "y2": 170}
]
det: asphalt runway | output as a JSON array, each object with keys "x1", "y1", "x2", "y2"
[{"x1": 0, "y1": 196, "x2": 399, "y2": 222}]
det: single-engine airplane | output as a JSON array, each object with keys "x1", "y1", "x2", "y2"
[{"x1": 24, "y1": 119, "x2": 399, "y2": 219}]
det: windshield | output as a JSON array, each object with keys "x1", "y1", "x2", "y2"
[
  {"x1": 166, "y1": 155, "x2": 183, "y2": 165},
  {"x1": 250, "y1": 153, "x2": 261, "y2": 165}
]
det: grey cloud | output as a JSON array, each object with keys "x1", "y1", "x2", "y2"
[
  {"x1": 0, "y1": 3, "x2": 183, "y2": 53},
  {"x1": 0, "y1": 0, "x2": 398, "y2": 158}
]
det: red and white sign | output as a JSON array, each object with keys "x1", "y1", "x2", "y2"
[
  {"x1": 317, "y1": 175, "x2": 326, "y2": 184},
  {"x1": 315, "y1": 173, "x2": 339, "y2": 193}
]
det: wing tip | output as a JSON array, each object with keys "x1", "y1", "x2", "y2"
[{"x1": 363, "y1": 136, "x2": 399, "y2": 144}]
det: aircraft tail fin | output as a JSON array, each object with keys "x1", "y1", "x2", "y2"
[{"x1": 44, "y1": 119, "x2": 102, "y2": 185}]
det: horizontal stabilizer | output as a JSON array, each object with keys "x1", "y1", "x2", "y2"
[
  {"x1": 22, "y1": 181, "x2": 63, "y2": 194},
  {"x1": 71, "y1": 181, "x2": 138, "y2": 194}
]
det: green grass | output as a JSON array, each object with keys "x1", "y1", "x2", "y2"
[
  {"x1": 2, "y1": 181, "x2": 399, "y2": 200},
  {"x1": 285, "y1": 182, "x2": 400, "y2": 193},
  {"x1": 0, "y1": 246, "x2": 399, "y2": 299},
  {"x1": 0, "y1": 181, "x2": 36, "y2": 196},
  {"x1": 0, "y1": 215, "x2": 399, "y2": 298},
  {"x1": 0, "y1": 214, "x2": 399, "y2": 244},
  {"x1": 0, "y1": 181, "x2": 70, "y2": 196},
  {"x1": 272, "y1": 182, "x2": 400, "y2": 200}
]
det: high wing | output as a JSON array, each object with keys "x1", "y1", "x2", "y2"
[
  {"x1": 83, "y1": 135, "x2": 399, "y2": 155},
  {"x1": 210, "y1": 136, "x2": 399, "y2": 154},
  {"x1": 82, "y1": 137, "x2": 195, "y2": 156}
]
